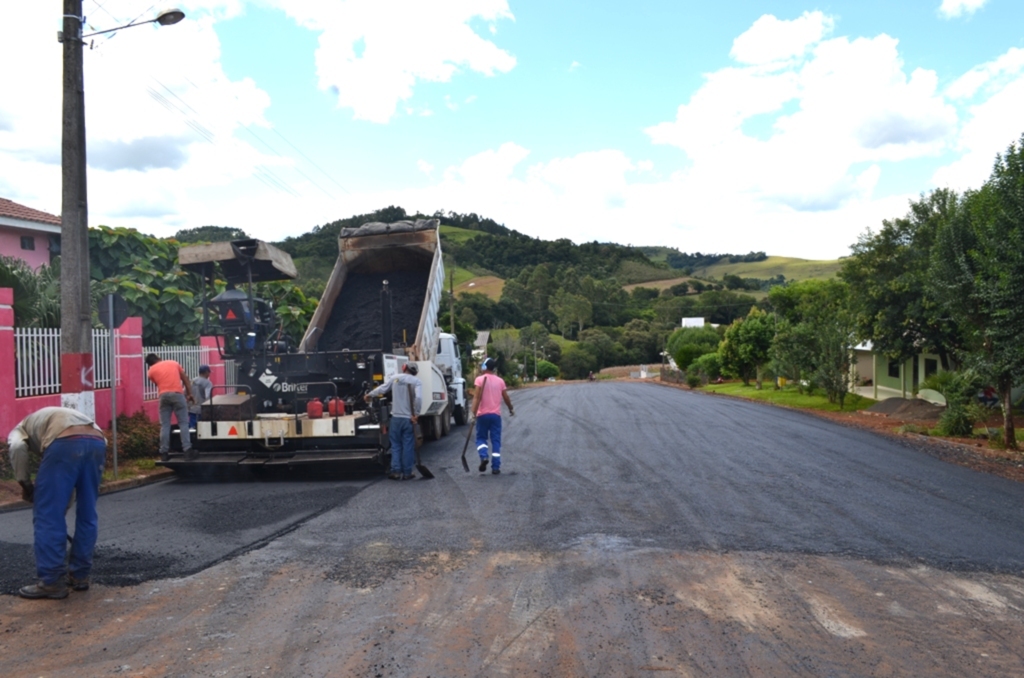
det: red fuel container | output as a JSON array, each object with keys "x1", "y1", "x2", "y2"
[{"x1": 306, "y1": 399, "x2": 323, "y2": 419}]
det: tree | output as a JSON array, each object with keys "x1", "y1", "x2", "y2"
[
  {"x1": 550, "y1": 289, "x2": 592, "y2": 338},
  {"x1": 536, "y1": 359, "x2": 559, "y2": 380},
  {"x1": 692, "y1": 289, "x2": 756, "y2": 325},
  {"x1": 718, "y1": 308, "x2": 774, "y2": 387},
  {"x1": 768, "y1": 280, "x2": 858, "y2": 406},
  {"x1": 0, "y1": 255, "x2": 62, "y2": 327},
  {"x1": 559, "y1": 344, "x2": 598, "y2": 380},
  {"x1": 723, "y1": 274, "x2": 745, "y2": 290},
  {"x1": 173, "y1": 226, "x2": 249, "y2": 244},
  {"x1": 665, "y1": 324, "x2": 720, "y2": 371},
  {"x1": 931, "y1": 135, "x2": 1024, "y2": 448},
  {"x1": 840, "y1": 189, "x2": 964, "y2": 371}
]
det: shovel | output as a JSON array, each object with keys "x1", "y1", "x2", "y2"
[
  {"x1": 460, "y1": 414, "x2": 475, "y2": 472},
  {"x1": 408, "y1": 384, "x2": 434, "y2": 479}
]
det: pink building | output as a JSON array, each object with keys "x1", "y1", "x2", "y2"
[{"x1": 0, "y1": 197, "x2": 61, "y2": 269}]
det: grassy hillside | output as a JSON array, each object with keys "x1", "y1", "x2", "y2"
[
  {"x1": 454, "y1": 275, "x2": 504, "y2": 300},
  {"x1": 439, "y1": 224, "x2": 490, "y2": 245},
  {"x1": 622, "y1": 276, "x2": 692, "y2": 292},
  {"x1": 697, "y1": 256, "x2": 841, "y2": 281}
]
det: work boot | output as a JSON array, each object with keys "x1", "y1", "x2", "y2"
[
  {"x1": 492, "y1": 468, "x2": 501, "y2": 475},
  {"x1": 479, "y1": 458, "x2": 489, "y2": 473},
  {"x1": 19, "y1": 580, "x2": 69, "y2": 600},
  {"x1": 402, "y1": 473, "x2": 415, "y2": 480},
  {"x1": 159, "y1": 451, "x2": 170, "y2": 462},
  {"x1": 68, "y1": 574, "x2": 90, "y2": 592}
]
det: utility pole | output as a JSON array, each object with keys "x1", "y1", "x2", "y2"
[
  {"x1": 60, "y1": 0, "x2": 95, "y2": 417},
  {"x1": 56, "y1": 4, "x2": 184, "y2": 418}
]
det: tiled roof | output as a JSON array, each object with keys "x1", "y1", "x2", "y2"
[{"x1": 0, "y1": 197, "x2": 61, "y2": 226}]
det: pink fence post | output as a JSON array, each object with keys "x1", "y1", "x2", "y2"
[
  {"x1": 0, "y1": 288, "x2": 16, "y2": 437},
  {"x1": 116, "y1": 317, "x2": 148, "y2": 422}
]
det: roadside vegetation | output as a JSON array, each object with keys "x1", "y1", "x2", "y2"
[
  {"x1": 701, "y1": 382, "x2": 874, "y2": 413},
  {"x1": 672, "y1": 134, "x2": 1024, "y2": 448}
]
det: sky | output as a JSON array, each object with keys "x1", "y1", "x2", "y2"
[{"x1": 1, "y1": 0, "x2": 1022, "y2": 259}]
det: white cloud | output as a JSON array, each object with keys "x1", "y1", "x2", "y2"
[
  {"x1": 417, "y1": 159, "x2": 434, "y2": 176},
  {"x1": 938, "y1": 0, "x2": 989, "y2": 19},
  {"x1": 0, "y1": 2, "x2": 280, "y2": 228},
  {"x1": 270, "y1": 0, "x2": 516, "y2": 123},
  {"x1": 647, "y1": 16, "x2": 956, "y2": 221},
  {"x1": 730, "y1": 11, "x2": 833, "y2": 65},
  {"x1": 569, "y1": 60, "x2": 582, "y2": 73},
  {"x1": 933, "y1": 48, "x2": 1024, "y2": 190}
]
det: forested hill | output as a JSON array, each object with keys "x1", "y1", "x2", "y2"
[
  {"x1": 273, "y1": 206, "x2": 757, "y2": 282},
  {"x1": 274, "y1": 206, "x2": 653, "y2": 279}
]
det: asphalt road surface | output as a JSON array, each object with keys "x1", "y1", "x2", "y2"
[{"x1": 3, "y1": 381, "x2": 1024, "y2": 677}]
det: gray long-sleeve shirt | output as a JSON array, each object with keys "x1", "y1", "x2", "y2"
[
  {"x1": 8, "y1": 407, "x2": 103, "y2": 483},
  {"x1": 367, "y1": 373, "x2": 422, "y2": 419}
]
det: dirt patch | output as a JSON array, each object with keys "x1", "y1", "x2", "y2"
[
  {"x1": 808, "y1": 408, "x2": 1024, "y2": 483},
  {"x1": 454, "y1": 275, "x2": 504, "y2": 301},
  {"x1": 866, "y1": 397, "x2": 945, "y2": 420},
  {"x1": 3, "y1": 548, "x2": 1024, "y2": 677}
]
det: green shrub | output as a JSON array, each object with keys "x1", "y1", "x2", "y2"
[
  {"x1": 536, "y1": 359, "x2": 559, "y2": 380},
  {"x1": 685, "y1": 372, "x2": 702, "y2": 389},
  {"x1": 690, "y1": 352, "x2": 722, "y2": 380},
  {"x1": 938, "y1": 403, "x2": 974, "y2": 437},
  {"x1": 0, "y1": 439, "x2": 10, "y2": 480},
  {"x1": 115, "y1": 410, "x2": 161, "y2": 460}
]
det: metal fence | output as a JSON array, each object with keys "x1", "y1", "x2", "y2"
[
  {"x1": 224, "y1": 359, "x2": 237, "y2": 388},
  {"x1": 14, "y1": 328, "x2": 115, "y2": 398},
  {"x1": 142, "y1": 345, "x2": 209, "y2": 400}
]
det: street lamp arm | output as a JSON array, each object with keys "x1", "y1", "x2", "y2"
[
  {"x1": 75, "y1": 9, "x2": 186, "y2": 39},
  {"x1": 82, "y1": 17, "x2": 160, "y2": 39}
]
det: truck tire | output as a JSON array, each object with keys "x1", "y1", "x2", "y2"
[
  {"x1": 428, "y1": 414, "x2": 444, "y2": 441},
  {"x1": 441, "y1": 405, "x2": 451, "y2": 437},
  {"x1": 453, "y1": 404, "x2": 467, "y2": 426}
]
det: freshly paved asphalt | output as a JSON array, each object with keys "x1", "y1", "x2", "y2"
[{"x1": 3, "y1": 381, "x2": 1024, "y2": 594}]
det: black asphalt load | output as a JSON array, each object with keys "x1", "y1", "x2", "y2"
[
  {"x1": 0, "y1": 472, "x2": 372, "y2": 594},
  {"x1": 3, "y1": 381, "x2": 1024, "y2": 596}
]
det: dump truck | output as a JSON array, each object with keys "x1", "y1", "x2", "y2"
[{"x1": 162, "y1": 219, "x2": 467, "y2": 471}]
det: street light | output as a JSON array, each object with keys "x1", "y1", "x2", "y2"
[{"x1": 58, "y1": 3, "x2": 185, "y2": 416}]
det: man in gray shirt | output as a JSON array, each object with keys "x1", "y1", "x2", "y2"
[
  {"x1": 189, "y1": 365, "x2": 213, "y2": 429},
  {"x1": 364, "y1": 363, "x2": 422, "y2": 480},
  {"x1": 8, "y1": 407, "x2": 106, "y2": 599}
]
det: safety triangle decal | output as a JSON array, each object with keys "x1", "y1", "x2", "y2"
[{"x1": 228, "y1": 426, "x2": 238, "y2": 436}]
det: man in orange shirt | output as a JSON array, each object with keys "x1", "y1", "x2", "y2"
[{"x1": 145, "y1": 354, "x2": 195, "y2": 461}]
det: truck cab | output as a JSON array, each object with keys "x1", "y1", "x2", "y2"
[{"x1": 434, "y1": 332, "x2": 467, "y2": 425}]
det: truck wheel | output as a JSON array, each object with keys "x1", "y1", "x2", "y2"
[
  {"x1": 428, "y1": 414, "x2": 444, "y2": 441},
  {"x1": 441, "y1": 406, "x2": 451, "y2": 437},
  {"x1": 453, "y1": 405, "x2": 467, "y2": 426}
]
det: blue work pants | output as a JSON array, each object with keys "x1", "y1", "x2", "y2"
[
  {"x1": 389, "y1": 417, "x2": 416, "y2": 475},
  {"x1": 475, "y1": 414, "x2": 502, "y2": 470},
  {"x1": 33, "y1": 436, "x2": 106, "y2": 585}
]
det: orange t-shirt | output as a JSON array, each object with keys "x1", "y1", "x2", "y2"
[{"x1": 148, "y1": 360, "x2": 185, "y2": 394}]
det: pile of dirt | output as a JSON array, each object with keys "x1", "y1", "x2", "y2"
[
  {"x1": 318, "y1": 270, "x2": 429, "y2": 352},
  {"x1": 866, "y1": 397, "x2": 945, "y2": 421}
]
